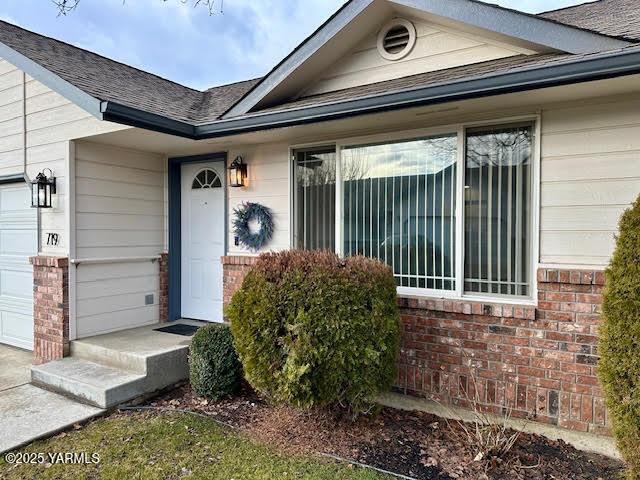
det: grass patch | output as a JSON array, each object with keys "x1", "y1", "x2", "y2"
[{"x1": 0, "y1": 411, "x2": 388, "y2": 480}]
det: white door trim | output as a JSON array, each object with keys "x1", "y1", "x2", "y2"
[{"x1": 180, "y1": 161, "x2": 226, "y2": 322}]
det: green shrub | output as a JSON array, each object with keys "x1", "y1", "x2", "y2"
[
  {"x1": 189, "y1": 323, "x2": 242, "y2": 400},
  {"x1": 599, "y1": 194, "x2": 640, "y2": 479},
  {"x1": 227, "y1": 250, "x2": 401, "y2": 415}
]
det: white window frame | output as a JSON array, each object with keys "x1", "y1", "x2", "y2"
[{"x1": 289, "y1": 114, "x2": 541, "y2": 305}]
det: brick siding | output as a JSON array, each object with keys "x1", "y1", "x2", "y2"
[
  {"x1": 397, "y1": 268, "x2": 608, "y2": 435},
  {"x1": 221, "y1": 256, "x2": 610, "y2": 435},
  {"x1": 30, "y1": 256, "x2": 69, "y2": 364},
  {"x1": 159, "y1": 252, "x2": 169, "y2": 323},
  {"x1": 221, "y1": 256, "x2": 258, "y2": 309}
]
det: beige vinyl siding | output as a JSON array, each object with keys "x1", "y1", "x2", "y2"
[
  {"x1": 224, "y1": 94, "x2": 640, "y2": 268},
  {"x1": 305, "y1": 17, "x2": 536, "y2": 96},
  {"x1": 74, "y1": 261, "x2": 160, "y2": 337},
  {"x1": 227, "y1": 143, "x2": 291, "y2": 255},
  {"x1": 74, "y1": 141, "x2": 165, "y2": 338},
  {"x1": 540, "y1": 95, "x2": 640, "y2": 266},
  {"x1": 0, "y1": 58, "x2": 126, "y2": 256}
]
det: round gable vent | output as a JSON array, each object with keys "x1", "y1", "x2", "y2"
[{"x1": 377, "y1": 18, "x2": 416, "y2": 61}]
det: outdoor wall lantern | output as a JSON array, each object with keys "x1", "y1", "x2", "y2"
[
  {"x1": 228, "y1": 156, "x2": 247, "y2": 188},
  {"x1": 31, "y1": 168, "x2": 56, "y2": 208}
]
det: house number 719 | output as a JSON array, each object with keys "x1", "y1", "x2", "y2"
[{"x1": 46, "y1": 233, "x2": 60, "y2": 246}]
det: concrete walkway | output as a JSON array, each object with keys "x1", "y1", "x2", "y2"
[
  {"x1": 0, "y1": 346, "x2": 31, "y2": 391},
  {"x1": 0, "y1": 345, "x2": 103, "y2": 454}
]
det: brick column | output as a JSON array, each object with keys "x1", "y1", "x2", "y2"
[
  {"x1": 221, "y1": 256, "x2": 257, "y2": 307},
  {"x1": 30, "y1": 256, "x2": 69, "y2": 364},
  {"x1": 159, "y1": 252, "x2": 169, "y2": 323}
]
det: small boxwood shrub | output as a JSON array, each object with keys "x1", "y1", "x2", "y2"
[
  {"x1": 189, "y1": 323, "x2": 242, "y2": 400},
  {"x1": 227, "y1": 250, "x2": 401, "y2": 415},
  {"x1": 599, "y1": 194, "x2": 640, "y2": 479}
]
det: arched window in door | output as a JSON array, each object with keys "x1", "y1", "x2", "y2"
[{"x1": 192, "y1": 169, "x2": 222, "y2": 189}]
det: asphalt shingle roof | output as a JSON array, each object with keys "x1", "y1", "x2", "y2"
[
  {"x1": 251, "y1": 44, "x2": 640, "y2": 116},
  {"x1": 0, "y1": 19, "x2": 259, "y2": 124},
  {"x1": 540, "y1": 0, "x2": 640, "y2": 41},
  {"x1": 255, "y1": 54, "x2": 565, "y2": 114},
  {"x1": 0, "y1": 0, "x2": 637, "y2": 127}
]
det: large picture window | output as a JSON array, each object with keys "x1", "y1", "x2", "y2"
[
  {"x1": 292, "y1": 122, "x2": 535, "y2": 299},
  {"x1": 341, "y1": 135, "x2": 457, "y2": 290}
]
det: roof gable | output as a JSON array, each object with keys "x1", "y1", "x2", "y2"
[
  {"x1": 224, "y1": 0, "x2": 631, "y2": 118},
  {"x1": 302, "y1": 14, "x2": 540, "y2": 97}
]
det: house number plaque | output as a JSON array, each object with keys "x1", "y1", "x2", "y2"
[{"x1": 46, "y1": 233, "x2": 60, "y2": 247}]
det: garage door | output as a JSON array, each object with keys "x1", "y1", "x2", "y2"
[{"x1": 0, "y1": 183, "x2": 37, "y2": 350}]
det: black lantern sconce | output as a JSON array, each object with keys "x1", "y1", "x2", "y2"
[
  {"x1": 228, "y1": 156, "x2": 247, "y2": 188},
  {"x1": 31, "y1": 168, "x2": 56, "y2": 209}
]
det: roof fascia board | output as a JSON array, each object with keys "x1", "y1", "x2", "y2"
[
  {"x1": 194, "y1": 48, "x2": 640, "y2": 139},
  {"x1": 223, "y1": 0, "x2": 376, "y2": 119},
  {"x1": 391, "y1": 0, "x2": 631, "y2": 54},
  {"x1": 100, "y1": 101, "x2": 195, "y2": 138},
  {"x1": 0, "y1": 41, "x2": 103, "y2": 119}
]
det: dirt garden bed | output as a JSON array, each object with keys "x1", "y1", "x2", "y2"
[{"x1": 145, "y1": 383, "x2": 623, "y2": 480}]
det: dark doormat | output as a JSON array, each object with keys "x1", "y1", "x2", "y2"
[{"x1": 154, "y1": 324, "x2": 201, "y2": 337}]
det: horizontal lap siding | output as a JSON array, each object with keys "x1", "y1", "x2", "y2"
[
  {"x1": 0, "y1": 58, "x2": 126, "y2": 257},
  {"x1": 227, "y1": 144, "x2": 291, "y2": 254},
  {"x1": 306, "y1": 17, "x2": 533, "y2": 96},
  {"x1": 74, "y1": 141, "x2": 165, "y2": 338},
  {"x1": 540, "y1": 96, "x2": 640, "y2": 266}
]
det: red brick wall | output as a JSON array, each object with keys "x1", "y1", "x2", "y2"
[
  {"x1": 30, "y1": 256, "x2": 69, "y2": 364},
  {"x1": 397, "y1": 268, "x2": 607, "y2": 435},
  {"x1": 220, "y1": 256, "x2": 609, "y2": 435},
  {"x1": 159, "y1": 252, "x2": 169, "y2": 323},
  {"x1": 221, "y1": 256, "x2": 257, "y2": 310}
]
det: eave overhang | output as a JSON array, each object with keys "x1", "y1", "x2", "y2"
[{"x1": 98, "y1": 47, "x2": 640, "y2": 141}]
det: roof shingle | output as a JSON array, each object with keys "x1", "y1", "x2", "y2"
[
  {"x1": 0, "y1": 19, "x2": 257, "y2": 123},
  {"x1": 251, "y1": 44, "x2": 640, "y2": 116},
  {"x1": 540, "y1": 0, "x2": 640, "y2": 41}
]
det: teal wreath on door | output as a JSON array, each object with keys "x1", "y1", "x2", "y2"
[{"x1": 232, "y1": 202, "x2": 274, "y2": 251}]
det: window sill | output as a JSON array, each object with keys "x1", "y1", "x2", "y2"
[{"x1": 396, "y1": 294, "x2": 536, "y2": 320}]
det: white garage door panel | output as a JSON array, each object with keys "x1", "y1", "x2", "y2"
[
  {"x1": 1, "y1": 230, "x2": 37, "y2": 256},
  {"x1": 0, "y1": 187, "x2": 30, "y2": 211},
  {"x1": 1, "y1": 269, "x2": 32, "y2": 299},
  {"x1": 0, "y1": 183, "x2": 36, "y2": 351},
  {"x1": 0, "y1": 311, "x2": 33, "y2": 350}
]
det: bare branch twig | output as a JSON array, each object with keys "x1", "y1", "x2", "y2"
[
  {"x1": 53, "y1": 0, "x2": 223, "y2": 16},
  {"x1": 52, "y1": 0, "x2": 80, "y2": 16}
]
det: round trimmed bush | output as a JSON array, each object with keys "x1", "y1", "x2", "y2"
[
  {"x1": 599, "y1": 194, "x2": 640, "y2": 479},
  {"x1": 189, "y1": 323, "x2": 242, "y2": 400},
  {"x1": 227, "y1": 250, "x2": 401, "y2": 414}
]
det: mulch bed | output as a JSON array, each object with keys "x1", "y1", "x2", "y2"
[{"x1": 145, "y1": 383, "x2": 623, "y2": 480}]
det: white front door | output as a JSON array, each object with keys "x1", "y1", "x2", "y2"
[
  {"x1": 181, "y1": 162, "x2": 226, "y2": 322},
  {"x1": 0, "y1": 183, "x2": 37, "y2": 350}
]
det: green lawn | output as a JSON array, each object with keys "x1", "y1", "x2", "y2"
[{"x1": 0, "y1": 411, "x2": 387, "y2": 480}]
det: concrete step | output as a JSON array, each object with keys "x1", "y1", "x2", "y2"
[
  {"x1": 70, "y1": 341, "x2": 148, "y2": 374},
  {"x1": 31, "y1": 358, "x2": 146, "y2": 409},
  {"x1": 30, "y1": 322, "x2": 197, "y2": 409}
]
